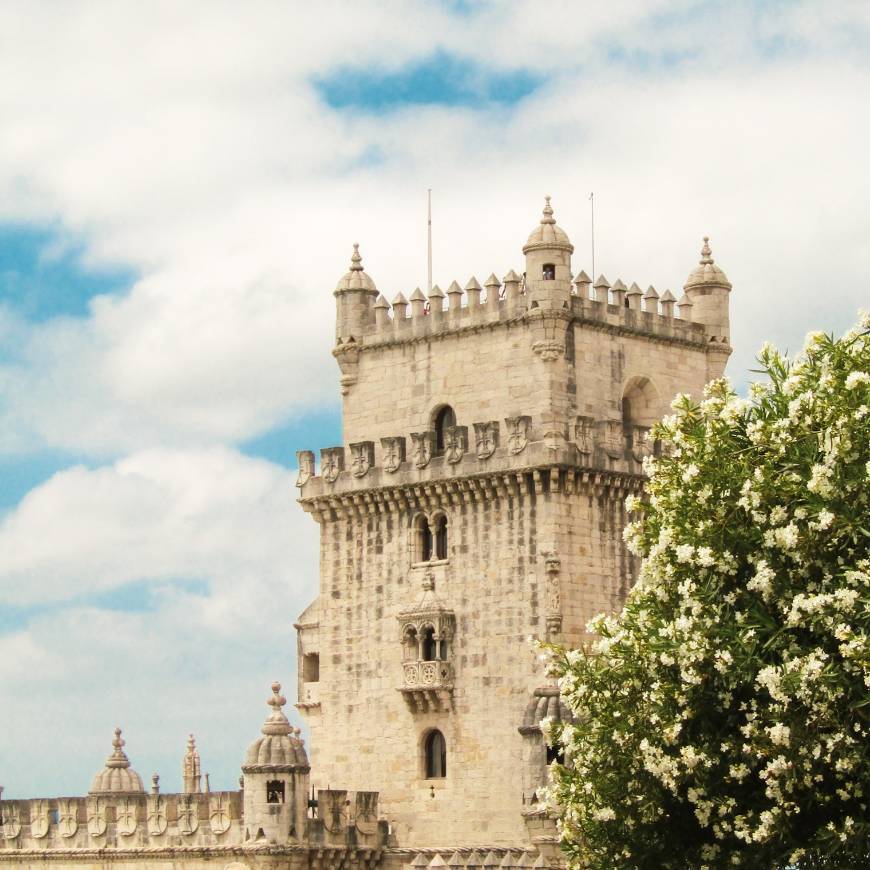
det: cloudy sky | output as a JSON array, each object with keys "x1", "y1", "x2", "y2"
[{"x1": 1, "y1": 0, "x2": 868, "y2": 796}]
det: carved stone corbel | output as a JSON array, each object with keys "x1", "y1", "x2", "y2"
[{"x1": 332, "y1": 338, "x2": 360, "y2": 395}]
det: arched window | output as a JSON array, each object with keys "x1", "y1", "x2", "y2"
[
  {"x1": 542, "y1": 263, "x2": 555, "y2": 280},
  {"x1": 433, "y1": 405, "x2": 456, "y2": 455},
  {"x1": 266, "y1": 780, "x2": 285, "y2": 803},
  {"x1": 433, "y1": 514, "x2": 448, "y2": 560},
  {"x1": 403, "y1": 625, "x2": 418, "y2": 660},
  {"x1": 425, "y1": 730, "x2": 447, "y2": 778},
  {"x1": 414, "y1": 514, "x2": 433, "y2": 562},
  {"x1": 421, "y1": 626, "x2": 437, "y2": 661}
]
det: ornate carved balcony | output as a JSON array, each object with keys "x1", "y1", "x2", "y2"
[{"x1": 398, "y1": 659, "x2": 454, "y2": 712}]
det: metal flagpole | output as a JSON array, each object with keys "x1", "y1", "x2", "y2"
[
  {"x1": 589, "y1": 191, "x2": 595, "y2": 280},
  {"x1": 427, "y1": 189, "x2": 433, "y2": 294}
]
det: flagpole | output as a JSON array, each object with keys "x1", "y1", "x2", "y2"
[
  {"x1": 589, "y1": 191, "x2": 595, "y2": 281},
  {"x1": 427, "y1": 189, "x2": 433, "y2": 294}
]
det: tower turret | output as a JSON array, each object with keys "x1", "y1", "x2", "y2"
[
  {"x1": 182, "y1": 733, "x2": 201, "y2": 793},
  {"x1": 522, "y1": 196, "x2": 573, "y2": 310},
  {"x1": 241, "y1": 681, "x2": 309, "y2": 844},
  {"x1": 683, "y1": 235, "x2": 732, "y2": 380},
  {"x1": 334, "y1": 243, "x2": 378, "y2": 343}
]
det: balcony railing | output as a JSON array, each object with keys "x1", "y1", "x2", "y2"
[{"x1": 398, "y1": 659, "x2": 454, "y2": 712}]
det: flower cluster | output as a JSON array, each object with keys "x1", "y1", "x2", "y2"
[{"x1": 546, "y1": 315, "x2": 870, "y2": 868}]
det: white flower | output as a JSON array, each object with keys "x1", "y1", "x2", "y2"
[
  {"x1": 675, "y1": 544, "x2": 695, "y2": 563},
  {"x1": 816, "y1": 510, "x2": 835, "y2": 530},
  {"x1": 845, "y1": 371, "x2": 869, "y2": 389},
  {"x1": 683, "y1": 464, "x2": 700, "y2": 482},
  {"x1": 593, "y1": 807, "x2": 616, "y2": 821},
  {"x1": 767, "y1": 723, "x2": 791, "y2": 746}
]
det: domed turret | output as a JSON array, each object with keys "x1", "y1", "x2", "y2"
[
  {"x1": 241, "y1": 682, "x2": 309, "y2": 844},
  {"x1": 89, "y1": 728, "x2": 145, "y2": 795},
  {"x1": 334, "y1": 243, "x2": 379, "y2": 344},
  {"x1": 522, "y1": 196, "x2": 574, "y2": 311},
  {"x1": 682, "y1": 235, "x2": 733, "y2": 380}
]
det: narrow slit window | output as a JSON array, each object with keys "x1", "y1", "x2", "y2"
[{"x1": 425, "y1": 730, "x2": 447, "y2": 778}]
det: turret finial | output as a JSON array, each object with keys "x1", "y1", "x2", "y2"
[
  {"x1": 261, "y1": 681, "x2": 292, "y2": 737},
  {"x1": 350, "y1": 242, "x2": 364, "y2": 271},
  {"x1": 541, "y1": 195, "x2": 555, "y2": 225},
  {"x1": 105, "y1": 727, "x2": 132, "y2": 769},
  {"x1": 699, "y1": 236, "x2": 713, "y2": 265}
]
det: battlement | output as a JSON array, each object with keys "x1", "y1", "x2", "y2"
[
  {"x1": 358, "y1": 271, "x2": 709, "y2": 350},
  {"x1": 296, "y1": 410, "x2": 653, "y2": 501}
]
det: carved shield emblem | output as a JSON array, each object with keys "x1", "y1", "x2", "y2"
[
  {"x1": 58, "y1": 799, "x2": 78, "y2": 838},
  {"x1": 473, "y1": 421, "x2": 499, "y2": 460},
  {"x1": 87, "y1": 796, "x2": 107, "y2": 837},
  {"x1": 147, "y1": 795, "x2": 168, "y2": 836},
  {"x1": 116, "y1": 797, "x2": 137, "y2": 836},
  {"x1": 354, "y1": 791, "x2": 379, "y2": 836},
  {"x1": 596, "y1": 420, "x2": 624, "y2": 459},
  {"x1": 209, "y1": 794, "x2": 231, "y2": 835},
  {"x1": 410, "y1": 431, "x2": 434, "y2": 469},
  {"x1": 349, "y1": 441, "x2": 374, "y2": 478},
  {"x1": 505, "y1": 415, "x2": 531, "y2": 455},
  {"x1": 295, "y1": 450, "x2": 315, "y2": 488},
  {"x1": 30, "y1": 800, "x2": 49, "y2": 839},
  {"x1": 177, "y1": 795, "x2": 198, "y2": 835},
  {"x1": 318, "y1": 790, "x2": 348, "y2": 834},
  {"x1": 575, "y1": 416, "x2": 594, "y2": 455},
  {"x1": 443, "y1": 426, "x2": 467, "y2": 465},
  {"x1": 1, "y1": 804, "x2": 21, "y2": 839},
  {"x1": 320, "y1": 447, "x2": 344, "y2": 483},
  {"x1": 380, "y1": 436, "x2": 405, "y2": 473}
]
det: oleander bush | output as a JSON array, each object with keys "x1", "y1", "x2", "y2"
[{"x1": 543, "y1": 314, "x2": 870, "y2": 869}]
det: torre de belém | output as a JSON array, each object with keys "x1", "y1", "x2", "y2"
[{"x1": 0, "y1": 197, "x2": 733, "y2": 869}]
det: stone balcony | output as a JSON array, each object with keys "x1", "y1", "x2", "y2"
[{"x1": 398, "y1": 659, "x2": 454, "y2": 713}]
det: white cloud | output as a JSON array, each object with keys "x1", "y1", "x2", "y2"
[{"x1": 0, "y1": 447, "x2": 318, "y2": 795}]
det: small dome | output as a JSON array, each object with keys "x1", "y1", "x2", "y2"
[
  {"x1": 518, "y1": 686, "x2": 574, "y2": 735},
  {"x1": 523, "y1": 196, "x2": 573, "y2": 254},
  {"x1": 89, "y1": 728, "x2": 145, "y2": 795},
  {"x1": 684, "y1": 236, "x2": 731, "y2": 289},
  {"x1": 335, "y1": 243, "x2": 377, "y2": 294},
  {"x1": 242, "y1": 682, "x2": 309, "y2": 771}
]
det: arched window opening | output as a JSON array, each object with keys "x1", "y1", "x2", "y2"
[
  {"x1": 403, "y1": 626, "x2": 418, "y2": 660},
  {"x1": 433, "y1": 514, "x2": 448, "y2": 560},
  {"x1": 546, "y1": 744, "x2": 565, "y2": 766},
  {"x1": 266, "y1": 780, "x2": 285, "y2": 804},
  {"x1": 425, "y1": 730, "x2": 447, "y2": 778},
  {"x1": 421, "y1": 626, "x2": 437, "y2": 662},
  {"x1": 542, "y1": 263, "x2": 555, "y2": 280},
  {"x1": 414, "y1": 515, "x2": 433, "y2": 562},
  {"x1": 433, "y1": 406, "x2": 456, "y2": 455}
]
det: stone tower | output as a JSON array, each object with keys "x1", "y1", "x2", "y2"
[{"x1": 294, "y1": 199, "x2": 732, "y2": 848}]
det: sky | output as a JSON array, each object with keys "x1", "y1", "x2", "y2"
[{"x1": 1, "y1": 0, "x2": 869, "y2": 797}]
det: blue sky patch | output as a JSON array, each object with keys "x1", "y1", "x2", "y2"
[
  {"x1": 241, "y1": 406, "x2": 342, "y2": 468},
  {"x1": 0, "y1": 451, "x2": 96, "y2": 513},
  {"x1": 0, "y1": 223, "x2": 136, "y2": 322},
  {"x1": 314, "y1": 51, "x2": 543, "y2": 112}
]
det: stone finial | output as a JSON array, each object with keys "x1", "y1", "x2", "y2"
[
  {"x1": 573, "y1": 269, "x2": 591, "y2": 298},
  {"x1": 593, "y1": 274, "x2": 610, "y2": 289},
  {"x1": 151, "y1": 773, "x2": 160, "y2": 794},
  {"x1": 700, "y1": 235, "x2": 713, "y2": 264},
  {"x1": 540, "y1": 195, "x2": 555, "y2": 225},
  {"x1": 391, "y1": 291, "x2": 408, "y2": 322},
  {"x1": 107, "y1": 728, "x2": 130, "y2": 768},
  {"x1": 465, "y1": 276, "x2": 483, "y2": 309},
  {"x1": 611, "y1": 278, "x2": 627, "y2": 307},
  {"x1": 484, "y1": 273, "x2": 501, "y2": 307},
  {"x1": 428, "y1": 284, "x2": 445, "y2": 316},
  {"x1": 349, "y1": 242, "x2": 364, "y2": 271},
  {"x1": 677, "y1": 291, "x2": 693, "y2": 321},
  {"x1": 183, "y1": 733, "x2": 201, "y2": 793},
  {"x1": 409, "y1": 287, "x2": 426, "y2": 318},
  {"x1": 660, "y1": 288, "x2": 676, "y2": 318},
  {"x1": 626, "y1": 281, "x2": 642, "y2": 311},
  {"x1": 374, "y1": 294, "x2": 390, "y2": 328},
  {"x1": 464, "y1": 276, "x2": 482, "y2": 292},
  {"x1": 261, "y1": 681, "x2": 292, "y2": 737},
  {"x1": 643, "y1": 284, "x2": 659, "y2": 314}
]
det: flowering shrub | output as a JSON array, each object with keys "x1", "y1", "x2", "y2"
[{"x1": 545, "y1": 316, "x2": 870, "y2": 868}]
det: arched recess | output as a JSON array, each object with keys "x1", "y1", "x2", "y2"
[
  {"x1": 432, "y1": 404, "x2": 456, "y2": 455},
  {"x1": 622, "y1": 376, "x2": 662, "y2": 454},
  {"x1": 423, "y1": 729, "x2": 447, "y2": 778},
  {"x1": 431, "y1": 512, "x2": 448, "y2": 560},
  {"x1": 412, "y1": 513, "x2": 433, "y2": 562}
]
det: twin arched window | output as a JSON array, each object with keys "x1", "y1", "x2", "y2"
[
  {"x1": 415, "y1": 514, "x2": 448, "y2": 562},
  {"x1": 425, "y1": 730, "x2": 447, "y2": 778}
]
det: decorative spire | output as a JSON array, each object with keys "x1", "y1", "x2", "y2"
[
  {"x1": 540, "y1": 195, "x2": 555, "y2": 225},
  {"x1": 699, "y1": 235, "x2": 713, "y2": 265},
  {"x1": 261, "y1": 681, "x2": 292, "y2": 737},
  {"x1": 106, "y1": 727, "x2": 131, "y2": 769},
  {"x1": 183, "y1": 733, "x2": 201, "y2": 792},
  {"x1": 349, "y1": 242, "x2": 364, "y2": 271}
]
